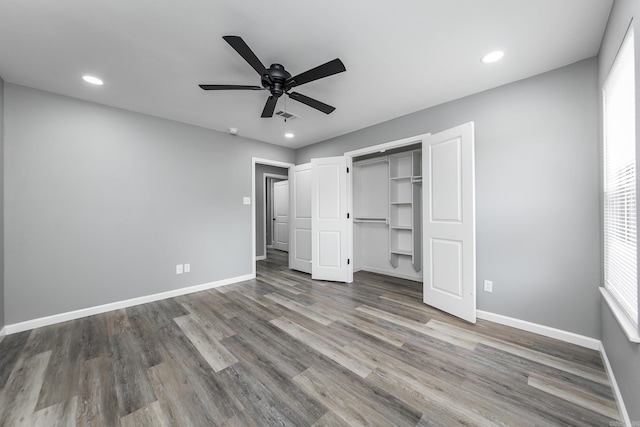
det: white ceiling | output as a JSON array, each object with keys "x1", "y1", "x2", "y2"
[{"x1": 0, "y1": 0, "x2": 612, "y2": 149}]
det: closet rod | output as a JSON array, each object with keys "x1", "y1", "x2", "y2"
[{"x1": 354, "y1": 218, "x2": 388, "y2": 224}]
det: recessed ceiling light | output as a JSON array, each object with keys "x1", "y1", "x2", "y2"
[
  {"x1": 82, "y1": 75, "x2": 104, "y2": 85},
  {"x1": 285, "y1": 133, "x2": 294, "y2": 138},
  {"x1": 481, "y1": 51, "x2": 504, "y2": 64}
]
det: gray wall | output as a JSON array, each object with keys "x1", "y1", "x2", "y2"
[
  {"x1": 255, "y1": 164, "x2": 288, "y2": 257},
  {"x1": 298, "y1": 58, "x2": 601, "y2": 338},
  {"x1": 0, "y1": 75, "x2": 4, "y2": 331},
  {"x1": 598, "y1": 0, "x2": 640, "y2": 421},
  {"x1": 4, "y1": 84, "x2": 294, "y2": 324}
]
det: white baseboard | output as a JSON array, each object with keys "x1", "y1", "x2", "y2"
[
  {"x1": 256, "y1": 255, "x2": 266, "y2": 261},
  {"x1": 0, "y1": 272, "x2": 631, "y2": 424},
  {"x1": 599, "y1": 343, "x2": 632, "y2": 426},
  {"x1": 476, "y1": 310, "x2": 601, "y2": 350},
  {"x1": 359, "y1": 266, "x2": 422, "y2": 283},
  {"x1": 477, "y1": 310, "x2": 630, "y2": 424},
  {"x1": 4, "y1": 273, "x2": 255, "y2": 335}
]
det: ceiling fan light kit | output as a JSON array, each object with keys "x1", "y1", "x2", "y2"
[{"x1": 200, "y1": 35, "x2": 346, "y2": 118}]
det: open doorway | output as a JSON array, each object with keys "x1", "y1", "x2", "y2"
[
  {"x1": 264, "y1": 173, "x2": 288, "y2": 255},
  {"x1": 345, "y1": 135, "x2": 429, "y2": 284},
  {"x1": 285, "y1": 124, "x2": 475, "y2": 322},
  {"x1": 251, "y1": 158, "x2": 294, "y2": 277},
  {"x1": 343, "y1": 124, "x2": 476, "y2": 323}
]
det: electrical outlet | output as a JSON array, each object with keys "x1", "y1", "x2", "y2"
[
  {"x1": 483, "y1": 280, "x2": 493, "y2": 292},
  {"x1": 184, "y1": 263, "x2": 191, "y2": 273},
  {"x1": 176, "y1": 264, "x2": 183, "y2": 275}
]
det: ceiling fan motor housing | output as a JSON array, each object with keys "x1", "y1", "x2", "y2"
[{"x1": 263, "y1": 64, "x2": 291, "y2": 97}]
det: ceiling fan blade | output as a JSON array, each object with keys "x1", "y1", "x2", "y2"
[
  {"x1": 288, "y1": 92, "x2": 336, "y2": 114},
  {"x1": 286, "y1": 58, "x2": 346, "y2": 89},
  {"x1": 261, "y1": 96, "x2": 278, "y2": 118},
  {"x1": 223, "y1": 35, "x2": 267, "y2": 76},
  {"x1": 199, "y1": 84, "x2": 263, "y2": 90}
]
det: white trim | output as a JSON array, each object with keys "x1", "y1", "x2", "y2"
[
  {"x1": 252, "y1": 157, "x2": 294, "y2": 169},
  {"x1": 0, "y1": 326, "x2": 6, "y2": 343},
  {"x1": 476, "y1": 310, "x2": 601, "y2": 350},
  {"x1": 353, "y1": 157, "x2": 389, "y2": 167},
  {"x1": 256, "y1": 255, "x2": 266, "y2": 261},
  {"x1": 344, "y1": 132, "x2": 431, "y2": 158},
  {"x1": 252, "y1": 158, "x2": 294, "y2": 277},
  {"x1": 4, "y1": 273, "x2": 254, "y2": 335},
  {"x1": 347, "y1": 155, "x2": 354, "y2": 283},
  {"x1": 475, "y1": 310, "x2": 633, "y2": 421},
  {"x1": 599, "y1": 342, "x2": 632, "y2": 426},
  {"x1": 263, "y1": 173, "x2": 288, "y2": 259},
  {"x1": 359, "y1": 266, "x2": 422, "y2": 283},
  {"x1": 600, "y1": 287, "x2": 640, "y2": 343}
]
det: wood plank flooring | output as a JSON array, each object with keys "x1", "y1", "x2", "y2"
[{"x1": 0, "y1": 249, "x2": 621, "y2": 426}]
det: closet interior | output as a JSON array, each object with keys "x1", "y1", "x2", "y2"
[{"x1": 352, "y1": 144, "x2": 423, "y2": 282}]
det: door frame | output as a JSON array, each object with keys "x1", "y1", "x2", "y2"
[
  {"x1": 261, "y1": 173, "x2": 288, "y2": 260},
  {"x1": 343, "y1": 133, "x2": 431, "y2": 283},
  {"x1": 252, "y1": 157, "x2": 294, "y2": 278}
]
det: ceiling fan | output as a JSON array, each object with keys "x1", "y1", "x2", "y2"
[{"x1": 199, "y1": 36, "x2": 346, "y2": 118}]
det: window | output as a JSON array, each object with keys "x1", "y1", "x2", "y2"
[{"x1": 603, "y1": 25, "x2": 638, "y2": 330}]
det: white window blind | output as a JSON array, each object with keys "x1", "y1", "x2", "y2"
[{"x1": 603, "y1": 26, "x2": 638, "y2": 326}]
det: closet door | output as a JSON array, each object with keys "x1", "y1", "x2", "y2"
[
  {"x1": 272, "y1": 180, "x2": 289, "y2": 252},
  {"x1": 290, "y1": 164, "x2": 312, "y2": 273},
  {"x1": 423, "y1": 122, "x2": 476, "y2": 323},
  {"x1": 311, "y1": 156, "x2": 351, "y2": 282}
]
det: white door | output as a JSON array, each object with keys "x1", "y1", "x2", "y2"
[
  {"x1": 311, "y1": 156, "x2": 351, "y2": 282},
  {"x1": 273, "y1": 180, "x2": 289, "y2": 252},
  {"x1": 289, "y1": 164, "x2": 312, "y2": 273},
  {"x1": 423, "y1": 122, "x2": 476, "y2": 323}
]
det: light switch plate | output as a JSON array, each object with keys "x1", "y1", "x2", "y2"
[
  {"x1": 243, "y1": 197, "x2": 251, "y2": 205},
  {"x1": 184, "y1": 263, "x2": 191, "y2": 273},
  {"x1": 176, "y1": 264, "x2": 183, "y2": 275}
]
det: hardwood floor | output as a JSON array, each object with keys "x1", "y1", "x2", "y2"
[{"x1": 0, "y1": 249, "x2": 621, "y2": 426}]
